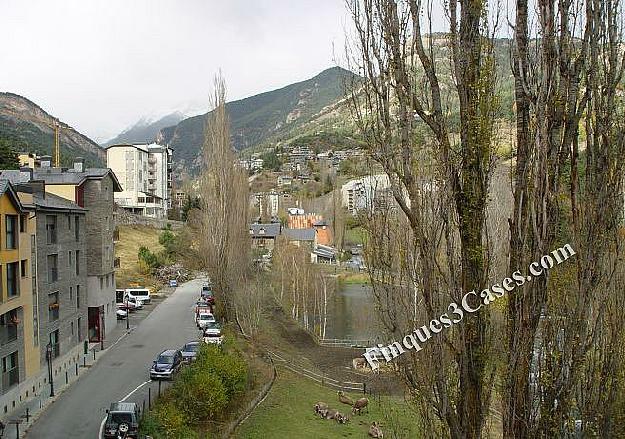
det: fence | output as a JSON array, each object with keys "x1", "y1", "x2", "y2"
[
  {"x1": 317, "y1": 338, "x2": 373, "y2": 348},
  {"x1": 268, "y1": 350, "x2": 366, "y2": 394}
]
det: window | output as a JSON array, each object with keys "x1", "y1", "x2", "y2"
[
  {"x1": 68, "y1": 215, "x2": 72, "y2": 229},
  {"x1": 77, "y1": 317, "x2": 82, "y2": 341},
  {"x1": 20, "y1": 260, "x2": 27, "y2": 278},
  {"x1": 0, "y1": 309, "x2": 19, "y2": 344},
  {"x1": 75, "y1": 250, "x2": 80, "y2": 275},
  {"x1": 99, "y1": 276, "x2": 103, "y2": 290},
  {"x1": 2, "y1": 351, "x2": 19, "y2": 389},
  {"x1": 75, "y1": 216, "x2": 80, "y2": 242},
  {"x1": 46, "y1": 215, "x2": 57, "y2": 244},
  {"x1": 5, "y1": 215, "x2": 17, "y2": 249},
  {"x1": 70, "y1": 321, "x2": 74, "y2": 336},
  {"x1": 69, "y1": 286, "x2": 73, "y2": 301},
  {"x1": 76, "y1": 285, "x2": 80, "y2": 308},
  {"x1": 48, "y1": 292, "x2": 59, "y2": 322},
  {"x1": 47, "y1": 254, "x2": 58, "y2": 283},
  {"x1": 19, "y1": 215, "x2": 26, "y2": 233},
  {"x1": 105, "y1": 274, "x2": 109, "y2": 288},
  {"x1": 49, "y1": 330, "x2": 59, "y2": 358},
  {"x1": 68, "y1": 251, "x2": 72, "y2": 268},
  {"x1": 7, "y1": 262, "x2": 19, "y2": 298}
]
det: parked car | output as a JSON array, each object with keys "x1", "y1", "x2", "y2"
[
  {"x1": 116, "y1": 296, "x2": 142, "y2": 312},
  {"x1": 116, "y1": 309, "x2": 127, "y2": 320},
  {"x1": 203, "y1": 322, "x2": 222, "y2": 337},
  {"x1": 196, "y1": 312, "x2": 216, "y2": 330},
  {"x1": 149, "y1": 349, "x2": 183, "y2": 380},
  {"x1": 169, "y1": 279, "x2": 178, "y2": 287},
  {"x1": 195, "y1": 303, "x2": 213, "y2": 320},
  {"x1": 126, "y1": 288, "x2": 151, "y2": 304},
  {"x1": 203, "y1": 332, "x2": 224, "y2": 345},
  {"x1": 102, "y1": 402, "x2": 139, "y2": 439},
  {"x1": 181, "y1": 341, "x2": 200, "y2": 363}
]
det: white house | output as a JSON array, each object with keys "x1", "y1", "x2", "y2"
[{"x1": 105, "y1": 143, "x2": 173, "y2": 218}]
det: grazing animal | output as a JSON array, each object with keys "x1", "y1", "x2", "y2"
[
  {"x1": 352, "y1": 397, "x2": 369, "y2": 415},
  {"x1": 337, "y1": 391, "x2": 354, "y2": 406},
  {"x1": 324, "y1": 408, "x2": 339, "y2": 420},
  {"x1": 335, "y1": 412, "x2": 350, "y2": 424},
  {"x1": 368, "y1": 421, "x2": 384, "y2": 438},
  {"x1": 352, "y1": 357, "x2": 366, "y2": 369},
  {"x1": 314, "y1": 402, "x2": 328, "y2": 414},
  {"x1": 317, "y1": 407, "x2": 329, "y2": 418}
]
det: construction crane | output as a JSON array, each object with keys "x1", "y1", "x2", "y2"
[{"x1": 52, "y1": 118, "x2": 61, "y2": 167}]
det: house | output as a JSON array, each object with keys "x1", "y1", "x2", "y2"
[
  {"x1": 105, "y1": 143, "x2": 173, "y2": 218},
  {"x1": 249, "y1": 223, "x2": 282, "y2": 250},
  {"x1": 278, "y1": 176, "x2": 292, "y2": 187},
  {"x1": 0, "y1": 180, "x2": 39, "y2": 400},
  {"x1": 287, "y1": 211, "x2": 323, "y2": 229},
  {"x1": 311, "y1": 244, "x2": 338, "y2": 264},
  {"x1": 27, "y1": 158, "x2": 122, "y2": 342},
  {"x1": 313, "y1": 220, "x2": 332, "y2": 246},
  {"x1": 283, "y1": 228, "x2": 316, "y2": 247}
]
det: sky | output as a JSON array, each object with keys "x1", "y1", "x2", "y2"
[{"x1": 0, "y1": 0, "x2": 351, "y2": 142}]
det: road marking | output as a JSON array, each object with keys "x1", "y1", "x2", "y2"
[{"x1": 97, "y1": 380, "x2": 151, "y2": 438}]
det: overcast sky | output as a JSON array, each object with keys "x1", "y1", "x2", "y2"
[{"x1": 0, "y1": 0, "x2": 351, "y2": 142}]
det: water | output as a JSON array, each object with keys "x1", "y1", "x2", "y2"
[{"x1": 324, "y1": 283, "x2": 379, "y2": 341}]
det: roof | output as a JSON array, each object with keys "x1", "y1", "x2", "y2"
[
  {"x1": 32, "y1": 167, "x2": 123, "y2": 192},
  {"x1": 159, "y1": 349, "x2": 179, "y2": 357},
  {"x1": 249, "y1": 223, "x2": 282, "y2": 238},
  {"x1": 0, "y1": 179, "x2": 24, "y2": 212},
  {"x1": 109, "y1": 402, "x2": 137, "y2": 412},
  {"x1": 104, "y1": 143, "x2": 149, "y2": 152},
  {"x1": 313, "y1": 244, "x2": 338, "y2": 259},
  {"x1": 0, "y1": 170, "x2": 31, "y2": 185},
  {"x1": 34, "y1": 192, "x2": 86, "y2": 213},
  {"x1": 283, "y1": 228, "x2": 315, "y2": 242}
]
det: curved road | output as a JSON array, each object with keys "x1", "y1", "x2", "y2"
[{"x1": 27, "y1": 278, "x2": 203, "y2": 439}]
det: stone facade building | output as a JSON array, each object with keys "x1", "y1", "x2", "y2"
[{"x1": 31, "y1": 186, "x2": 88, "y2": 365}]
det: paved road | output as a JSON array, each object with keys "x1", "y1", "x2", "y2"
[{"x1": 27, "y1": 278, "x2": 204, "y2": 439}]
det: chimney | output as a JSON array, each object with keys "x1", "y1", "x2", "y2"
[
  {"x1": 74, "y1": 157, "x2": 85, "y2": 173},
  {"x1": 40, "y1": 155, "x2": 52, "y2": 168},
  {"x1": 19, "y1": 166, "x2": 33, "y2": 182}
]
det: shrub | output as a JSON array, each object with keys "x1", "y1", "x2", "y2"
[
  {"x1": 172, "y1": 366, "x2": 229, "y2": 423},
  {"x1": 193, "y1": 344, "x2": 248, "y2": 399},
  {"x1": 153, "y1": 400, "x2": 197, "y2": 439}
]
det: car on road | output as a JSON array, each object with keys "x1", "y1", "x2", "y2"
[
  {"x1": 149, "y1": 349, "x2": 183, "y2": 380},
  {"x1": 203, "y1": 321, "x2": 221, "y2": 336},
  {"x1": 102, "y1": 402, "x2": 139, "y2": 439},
  {"x1": 169, "y1": 279, "x2": 178, "y2": 287},
  {"x1": 116, "y1": 309, "x2": 127, "y2": 320},
  {"x1": 203, "y1": 332, "x2": 224, "y2": 345},
  {"x1": 196, "y1": 311, "x2": 216, "y2": 330},
  {"x1": 181, "y1": 341, "x2": 200, "y2": 363}
]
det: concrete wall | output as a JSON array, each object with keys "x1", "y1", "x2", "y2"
[{"x1": 114, "y1": 208, "x2": 183, "y2": 230}]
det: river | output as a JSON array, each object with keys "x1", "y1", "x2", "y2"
[{"x1": 324, "y1": 282, "x2": 380, "y2": 341}]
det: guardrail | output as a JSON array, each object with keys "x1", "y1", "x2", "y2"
[{"x1": 317, "y1": 338, "x2": 373, "y2": 348}]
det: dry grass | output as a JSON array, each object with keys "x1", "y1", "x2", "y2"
[{"x1": 114, "y1": 224, "x2": 164, "y2": 288}]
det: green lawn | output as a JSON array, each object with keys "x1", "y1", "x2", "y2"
[{"x1": 236, "y1": 369, "x2": 421, "y2": 439}]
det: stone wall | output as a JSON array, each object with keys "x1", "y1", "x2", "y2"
[{"x1": 114, "y1": 208, "x2": 184, "y2": 230}]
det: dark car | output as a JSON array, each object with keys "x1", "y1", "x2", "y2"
[
  {"x1": 181, "y1": 341, "x2": 200, "y2": 363},
  {"x1": 149, "y1": 349, "x2": 183, "y2": 380},
  {"x1": 103, "y1": 402, "x2": 139, "y2": 438},
  {"x1": 201, "y1": 286, "x2": 215, "y2": 304}
]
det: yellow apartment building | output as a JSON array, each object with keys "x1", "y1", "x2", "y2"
[{"x1": 0, "y1": 180, "x2": 39, "y2": 398}]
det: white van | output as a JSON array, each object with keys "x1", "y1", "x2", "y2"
[{"x1": 126, "y1": 288, "x2": 151, "y2": 304}]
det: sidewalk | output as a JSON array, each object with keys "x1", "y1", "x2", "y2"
[{"x1": 1, "y1": 323, "x2": 135, "y2": 439}]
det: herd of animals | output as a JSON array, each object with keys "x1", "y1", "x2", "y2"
[{"x1": 313, "y1": 391, "x2": 385, "y2": 438}]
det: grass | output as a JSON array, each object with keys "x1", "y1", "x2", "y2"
[
  {"x1": 338, "y1": 272, "x2": 371, "y2": 285},
  {"x1": 344, "y1": 226, "x2": 367, "y2": 246},
  {"x1": 114, "y1": 225, "x2": 164, "y2": 288},
  {"x1": 236, "y1": 369, "x2": 421, "y2": 439}
]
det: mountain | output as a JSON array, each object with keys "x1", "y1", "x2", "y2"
[
  {"x1": 0, "y1": 92, "x2": 105, "y2": 167},
  {"x1": 102, "y1": 112, "x2": 185, "y2": 147},
  {"x1": 157, "y1": 67, "x2": 359, "y2": 171}
]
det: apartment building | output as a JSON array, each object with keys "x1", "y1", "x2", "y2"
[
  {"x1": 30, "y1": 185, "x2": 88, "y2": 365},
  {"x1": 341, "y1": 174, "x2": 391, "y2": 215},
  {"x1": 21, "y1": 158, "x2": 123, "y2": 343},
  {"x1": 105, "y1": 143, "x2": 173, "y2": 218},
  {"x1": 0, "y1": 181, "x2": 39, "y2": 401}
]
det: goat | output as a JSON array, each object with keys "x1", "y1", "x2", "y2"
[
  {"x1": 314, "y1": 401, "x2": 328, "y2": 415},
  {"x1": 352, "y1": 397, "x2": 369, "y2": 415},
  {"x1": 324, "y1": 408, "x2": 339, "y2": 420},
  {"x1": 337, "y1": 390, "x2": 354, "y2": 406},
  {"x1": 368, "y1": 421, "x2": 384, "y2": 438},
  {"x1": 335, "y1": 412, "x2": 350, "y2": 424},
  {"x1": 317, "y1": 407, "x2": 329, "y2": 418}
]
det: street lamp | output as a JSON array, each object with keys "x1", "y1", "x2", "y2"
[
  {"x1": 125, "y1": 295, "x2": 129, "y2": 330},
  {"x1": 100, "y1": 308, "x2": 105, "y2": 350},
  {"x1": 46, "y1": 342, "x2": 55, "y2": 397}
]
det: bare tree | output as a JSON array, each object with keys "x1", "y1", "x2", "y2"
[
  {"x1": 505, "y1": 0, "x2": 625, "y2": 435},
  {"x1": 346, "y1": 0, "x2": 499, "y2": 437},
  {"x1": 197, "y1": 74, "x2": 251, "y2": 328}
]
